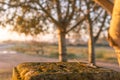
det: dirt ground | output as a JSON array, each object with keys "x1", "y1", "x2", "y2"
[{"x1": 0, "y1": 51, "x2": 58, "y2": 70}]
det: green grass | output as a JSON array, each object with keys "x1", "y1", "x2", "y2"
[
  {"x1": 95, "y1": 47, "x2": 117, "y2": 62},
  {"x1": 48, "y1": 52, "x2": 78, "y2": 59},
  {"x1": 9, "y1": 41, "x2": 117, "y2": 63}
]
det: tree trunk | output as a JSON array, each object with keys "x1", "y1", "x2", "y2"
[
  {"x1": 88, "y1": 27, "x2": 95, "y2": 66},
  {"x1": 87, "y1": 13, "x2": 96, "y2": 65},
  {"x1": 108, "y1": 0, "x2": 120, "y2": 65},
  {"x1": 57, "y1": 29, "x2": 67, "y2": 62}
]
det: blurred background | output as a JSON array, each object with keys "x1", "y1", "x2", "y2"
[
  {"x1": 0, "y1": 26, "x2": 118, "y2": 80},
  {"x1": 0, "y1": 0, "x2": 118, "y2": 80}
]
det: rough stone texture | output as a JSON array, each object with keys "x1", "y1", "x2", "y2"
[{"x1": 12, "y1": 62, "x2": 120, "y2": 80}]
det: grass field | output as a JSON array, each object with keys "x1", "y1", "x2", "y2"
[{"x1": 10, "y1": 41, "x2": 117, "y2": 63}]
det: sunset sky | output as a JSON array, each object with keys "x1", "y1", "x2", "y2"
[
  {"x1": 0, "y1": 27, "x2": 57, "y2": 42},
  {"x1": 0, "y1": 27, "x2": 27, "y2": 41}
]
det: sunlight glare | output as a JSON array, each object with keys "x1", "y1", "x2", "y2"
[{"x1": 0, "y1": 26, "x2": 33, "y2": 42}]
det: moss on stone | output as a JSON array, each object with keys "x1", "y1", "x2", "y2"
[{"x1": 12, "y1": 62, "x2": 120, "y2": 80}]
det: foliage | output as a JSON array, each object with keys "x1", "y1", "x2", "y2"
[{"x1": 0, "y1": 0, "x2": 87, "y2": 35}]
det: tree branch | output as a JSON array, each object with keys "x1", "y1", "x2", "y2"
[
  {"x1": 93, "y1": 0, "x2": 113, "y2": 15},
  {"x1": 92, "y1": 7, "x2": 103, "y2": 22},
  {"x1": 66, "y1": 16, "x2": 86, "y2": 33},
  {"x1": 63, "y1": 0, "x2": 70, "y2": 22},
  {"x1": 56, "y1": 0, "x2": 62, "y2": 21},
  {"x1": 67, "y1": 0, "x2": 76, "y2": 22},
  {"x1": 94, "y1": 12, "x2": 108, "y2": 42},
  {"x1": 38, "y1": 2, "x2": 59, "y2": 27}
]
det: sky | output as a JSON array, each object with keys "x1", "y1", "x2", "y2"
[
  {"x1": 0, "y1": 27, "x2": 57, "y2": 43},
  {"x1": 0, "y1": 25, "x2": 107, "y2": 44},
  {"x1": 0, "y1": 27, "x2": 29, "y2": 41},
  {"x1": 0, "y1": 27, "x2": 93, "y2": 43}
]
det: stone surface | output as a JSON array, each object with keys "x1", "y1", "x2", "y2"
[{"x1": 12, "y1": 62, "x2": 120, "y2": 80}]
